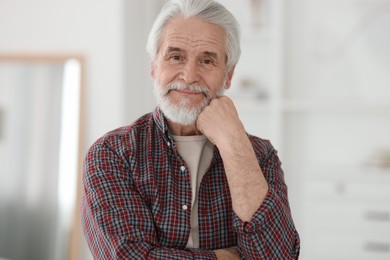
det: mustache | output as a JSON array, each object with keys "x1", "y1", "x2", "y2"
[{"x1": 166, "y1": 82, "x2": 211, "y2": 98}]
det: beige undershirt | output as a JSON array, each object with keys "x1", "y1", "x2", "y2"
[{"x1": 172, "y1": 135, "x2": 214, "y2": 248}]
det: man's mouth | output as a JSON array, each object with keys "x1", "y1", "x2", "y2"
[{"x1": 170, "y1": 89, "x2": 207, "y2": 97}]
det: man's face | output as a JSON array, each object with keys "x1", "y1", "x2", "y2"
[{"x1": 151, "y1": 17, "x2": 235, "y2": 125}]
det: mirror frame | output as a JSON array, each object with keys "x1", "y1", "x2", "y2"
[{"x1": 0, "y1": 53, "x2": 86, "y2": 260}]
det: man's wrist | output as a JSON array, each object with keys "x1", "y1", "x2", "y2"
[
  {"x1": 216, "y1": 131, "x2": 251, "y2": 157},
  {"x1": 214, "y1": 247, "x2": 240, "y2": 260}
]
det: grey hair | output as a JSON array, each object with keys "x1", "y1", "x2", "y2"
[{"x1": 146, "y1": 0, "x2": 241, "y2": 71}]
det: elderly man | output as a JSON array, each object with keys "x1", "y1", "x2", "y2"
[{"x1": 81, "y1": 0, "x2": 300, "y2": 259}]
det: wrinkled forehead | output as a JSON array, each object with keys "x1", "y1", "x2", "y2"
[{"x1": 158, "y1": 17, "x2": 227, "y2": 59}]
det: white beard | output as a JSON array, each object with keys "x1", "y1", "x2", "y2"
[{"x1": 153, "y1": 81, "x2": 225, "y2": 125}]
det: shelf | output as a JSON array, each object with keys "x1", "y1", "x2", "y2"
[
  {"x1": 282, "y1": 98, "x2": 390, "y2": 114},
  {"x1": 230, "y1": 96, "x2": 390, "y2": 114},
  {"x1": 302, "y1": 164, "x2": 390, "y2": 180}
]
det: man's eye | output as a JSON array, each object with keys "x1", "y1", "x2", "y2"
[
  {"x1": 171, "y1": 55, "x2": 182, "y2": 61},
  {"x1": 202, "y1": 59, "x2": 213, "y2": 65}
]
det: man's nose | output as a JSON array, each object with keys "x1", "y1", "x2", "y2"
[{"x1": 180, "y1": 60, "x2": 200, "y2": 84}]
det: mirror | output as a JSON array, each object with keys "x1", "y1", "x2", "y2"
[{"x1": 0, "y1": 55, "x2": 84, "y2": 260}]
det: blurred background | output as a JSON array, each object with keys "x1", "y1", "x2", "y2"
[{"x1": 0, "y1": 0, "x2": 389, "y2": 259}]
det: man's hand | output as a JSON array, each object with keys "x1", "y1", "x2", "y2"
[
  {"x1": 214, "y1": 247, "x2": 240, "y2": 260},
  {"x1": 196, "y1": 96, "x2": 246, "y2": 149}
]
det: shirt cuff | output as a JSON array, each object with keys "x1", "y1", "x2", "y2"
[{"x1": 233, "y1": 188, "x2": 282, "y2": 235}]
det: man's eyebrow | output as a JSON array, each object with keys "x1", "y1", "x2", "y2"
[
  {"x1": 166, "y1": 47, "x2": 218, "y2": 57},
  {"x1": 203, "y1": 51, "x2": 218, "y2": 59},
  {"x1": 166, "y1": 47, "x2": 184, "y2": 53}
]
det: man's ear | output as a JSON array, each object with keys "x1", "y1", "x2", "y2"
[
  {"x1": 225, "y1": 66, "x2": 236, "y2": 89},
  {"x1": 150, "y1": 60, "x2": 156, "y2": 79}
]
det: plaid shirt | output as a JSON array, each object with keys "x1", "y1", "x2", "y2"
[{"x1": 81, "y1": 108, "x2": 300, "y2": 259}]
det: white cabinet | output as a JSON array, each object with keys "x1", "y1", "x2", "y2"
[
  {"x1": 282, "y1": 1, "x2": 390, "y2": 258},
  {"x1": 301, "y1": 169, "x2": 390, "y2": 259},
  {"x1": 223, "y1": 0, "x2": 390, "y2": 258}
]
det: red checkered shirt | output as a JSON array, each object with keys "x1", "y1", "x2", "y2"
[{"x1": 81, "y1": 108, "x2": 300, "y2": 259}]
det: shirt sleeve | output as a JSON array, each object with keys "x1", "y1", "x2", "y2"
[
  {"x1": 81, "y1": 138, "x2": 217, "y2": 260},
  {"x1": 232, "y1": 143, "x2": 300, "y2": 259}
]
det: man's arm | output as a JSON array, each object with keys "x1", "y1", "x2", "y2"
[
  {"x1": 81, "y1": 139, "x2": 217, "y2": 260},
  {"x1": 197, "y1": 96, "x2": 300, "y2": 259},
  {"x1": 196, "y1": 96, "x2": 269, "y2": 221}
]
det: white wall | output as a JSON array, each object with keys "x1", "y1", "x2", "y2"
[
  {"x1": 123, "y1": 0, "x2": 166, "y2": 122},
  {"x1": 0, "y1": 0, "x2": 127, "y2": 146}
]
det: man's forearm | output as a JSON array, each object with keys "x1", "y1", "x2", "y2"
[
  {"x1": 228, "y1": 144, "x2": 301, "y2": 259},
  {"x1": 218, "y1": 133, "x2": 269, "y2": 222}
]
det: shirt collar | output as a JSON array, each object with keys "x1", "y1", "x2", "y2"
[{"x1": 153, "y1": 107, "x2": 173, "y2": 143}]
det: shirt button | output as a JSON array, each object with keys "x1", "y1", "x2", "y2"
[
  {"x1": 167, "y1": 142, "x2": 171, "y2": 147},
  {"x1": 180, "y1": 166, "x2": 186, "y2": 172},
  {"x1": 182, "y1": 205, "x2": 188, "y2": 211}
]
